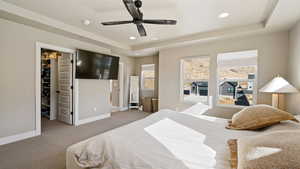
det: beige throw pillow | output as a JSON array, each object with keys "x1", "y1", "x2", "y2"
[
  {"x1": 237, "y1": 130, "x2": 300, "y2": 169},
  {"x1": 226, "y1": 105, "x2": 299, "y2": 130}
]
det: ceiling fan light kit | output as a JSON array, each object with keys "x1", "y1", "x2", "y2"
[{"x1": 101, "y1": 0, "x2": 177, "y2": 37}]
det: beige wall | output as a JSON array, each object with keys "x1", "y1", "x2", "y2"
[
  {"x1": 77, "y1": 80, "x2": 110, "y2": 120},
  {"x1": 159, "y1": 31, "x2": 289, "y2": 118},
  {"x1": 287, "y1": 21, "x2": 300, "y2": 115},
  {"x1": 135, "y1": 55, "x2": 159, "y2": 99},
  {"x1": 78, "y1": 57, "x2": 135, "y2": 120},
  {"x1": 0, "y1": 18, "x2": 135, "y2": 138}
]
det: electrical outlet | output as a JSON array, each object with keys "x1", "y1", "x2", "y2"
[{"x1": 93, "y1": 107, "x2": 97, "y2": 112}]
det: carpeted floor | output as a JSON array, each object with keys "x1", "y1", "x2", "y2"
[{"x1": 0, "y1": 110, "x2": 149, "y2": 169}]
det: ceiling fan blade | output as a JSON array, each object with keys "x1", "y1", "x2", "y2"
[
  {"x1": 123, "y1": 0, "x2": 142, "y2": 19},
  {"x1": 102, "y1": 20, "x2": 133, "y2": 26},
  {"x1": 136, "y1": 24, "x2": 147, "y2": 36},
  {"x1": 143, "y1": 19, "x2": 177, "y2": 25}
]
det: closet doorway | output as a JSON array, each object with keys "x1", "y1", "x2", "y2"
[{"x1": 36, "y1": 42, "x2": 77, "y2": 135}]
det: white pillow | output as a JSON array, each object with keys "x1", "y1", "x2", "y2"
[{"x1": 180, "y1": 102, "x2": 210, "y2": 115}]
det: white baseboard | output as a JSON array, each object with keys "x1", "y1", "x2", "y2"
[
  {"x1": 76, "y1": 113, "x2": 111, "y2": 126},
  {"x1": 120, "y1": 107, "x2": 129, "y2": 111},
  {"x1": 111, "y1": 106, "x2": 120, "y2": 113},
  {"x1": 0, "y1": 130, "x2": 37, "y2": 146}
]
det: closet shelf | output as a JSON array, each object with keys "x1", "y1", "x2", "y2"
[{"x1": 42, "y1": 104, "x2": 50, "y2": 107}]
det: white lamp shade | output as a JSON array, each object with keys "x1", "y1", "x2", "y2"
[{"x1": 260, "y1": 76, "x2": 299, "y2": 93}]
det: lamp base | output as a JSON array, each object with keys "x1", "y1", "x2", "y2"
[{"x1": 272, "y1": 93, "x2": 285, "y2": 110}]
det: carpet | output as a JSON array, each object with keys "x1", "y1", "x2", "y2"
[{"x1": 0, "y1": 110, "x2": 149, "y2": 169}]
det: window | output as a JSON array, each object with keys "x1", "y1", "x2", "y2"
[
  {"x1": 217, "y1": 50, "x2": 258, "y2": 107},
  {"x1": 141, "y1": 64, "x2": 155, "y2": 90},
  {"x1": 181, "y1": 57, "x2": 210, "y2": 104}
]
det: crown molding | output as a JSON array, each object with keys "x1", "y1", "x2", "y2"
[
  {"x1": 131, "y1": 23, "x2": 265, "y2": 51},
  {"x1": 0, "y1": 0, "x2": 130, "y2": 51},
  {"x1": 0, "y1": 0, "x2": 286, "y2": 56}
]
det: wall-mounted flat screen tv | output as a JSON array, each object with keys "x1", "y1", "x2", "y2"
[{"x1": 76, "y1": 49, "x2": 119, "y2": 80}]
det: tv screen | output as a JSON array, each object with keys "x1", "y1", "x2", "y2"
[{"x1": 76, "y1": 49, "x2": 119, "y2": 80}]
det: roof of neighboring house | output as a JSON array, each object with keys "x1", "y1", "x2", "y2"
[
  {"x1": 220, "y1": 81, "x2": 238, "y2": 88},
  {"x1": 191, "y1": 81, "x2": 208, "y2": 87}
]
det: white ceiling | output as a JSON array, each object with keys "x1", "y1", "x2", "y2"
[
  {"x1": 3, "y1": 0, "x2": 272, "y2": 45},
  {"x1": 1, "y1": 0, "x2": 300, "y2": 57}
]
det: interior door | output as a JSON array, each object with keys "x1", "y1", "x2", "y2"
[
  {"x1": 111, "y1": 80, "x2": 120, "y2": 107},
  {"x1": 57, "y1": 53, "x2": 73, "y2": 125}
]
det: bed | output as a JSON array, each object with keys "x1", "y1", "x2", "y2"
[{"x1": 66, "y1": 104, "x2": 300, "y2": 169}]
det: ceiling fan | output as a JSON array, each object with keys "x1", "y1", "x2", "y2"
[{"x1": 101, "y1": 0, "x2": 177, "y2": 37}]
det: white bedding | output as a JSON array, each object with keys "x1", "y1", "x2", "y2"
[{"x1": 67, "y1": 107, "x2": 300, "y2": 169}]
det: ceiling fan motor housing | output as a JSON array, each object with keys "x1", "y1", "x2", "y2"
[
  {"x1": 134, "y1": 0, "x2": 142, "y2": 8},
  {"x1": 133, "y1": 19, "x2": 143, "y2": 25}
]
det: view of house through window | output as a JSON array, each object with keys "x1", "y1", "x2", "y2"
[
  {"x1": 217, "y1": 50, "x2": 258, "y2": 107},
  {"x1": 181, "y1": 57, "x2": 210, "y2": 104},
  {"x1": 141, "y1": 64, "x2": 155, "y2": 90}
]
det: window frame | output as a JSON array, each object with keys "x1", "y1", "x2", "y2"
[
  {"x1": 180, "y1": 55, "x2": 211, "y2": 105},
  {"x1": 216, "y1": 50, "x2": 258, "y2": 108},
  {"x1": 141, "y1": 64, "x2": 155, "y2": 91}
]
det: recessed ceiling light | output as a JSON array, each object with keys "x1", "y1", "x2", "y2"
[
  {"x1": 82, "y1": 19, "x2": 91, "y2": 25},
  {"x1": 218, "y1": 12, "x2": 230, "y2": 18},
  {"x1": 129, "y1": 36, "x2": 136, "y2": 40}
]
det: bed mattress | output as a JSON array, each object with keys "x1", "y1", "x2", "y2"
[{"x1": 66, "y1": 109, "x2": 300, "y2": 169}]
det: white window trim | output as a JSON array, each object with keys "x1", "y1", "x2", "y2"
[
  {"x1": 141, "y1": 64, "x2": 155, "y2": 91},
  {"x1": 216, "y1": 52, "x2": 258, "y2": 108},
  {"x1": 180, "y1": 55, "x2": 210, "y2": 105}
]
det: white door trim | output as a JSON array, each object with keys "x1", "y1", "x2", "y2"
[
  {"x1": 110, "y1": 62, "x2": 124, "y2": 112},
  {"x1": 35, "y1": 42, "x2": 77, "y2": 136},
  {"x1": 73, "y1": 57, "x2": 79, "y2": 126},
  {"x1": 119, "y1": 62, "x2": 124, "y2": 110}
]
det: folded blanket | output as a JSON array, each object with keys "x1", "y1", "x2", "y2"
[
  {"x1": 73, "y1": 134, "x2": 153, "y2": 169},
  {"x1": 74, "y1": 138, "x2": 108, "y2": 169}
]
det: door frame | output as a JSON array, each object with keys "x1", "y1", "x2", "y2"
[
  {"x1": 110, "y1": 62, "x2": 124, "y2": 111},
  {"x1": 119, "y1": 62, "x2": 124, "y2": 110},
  {"x1": 35, "y1": 42, "x2": 77, "y2": 136}
]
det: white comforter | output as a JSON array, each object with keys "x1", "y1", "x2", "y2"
[{"x1": 67, "y1": 107, "x2": 300, "y2": 169}]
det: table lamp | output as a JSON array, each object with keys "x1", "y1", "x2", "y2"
[{"x1": 259, "y1": 76, "x2": 299, "y2": 110}]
